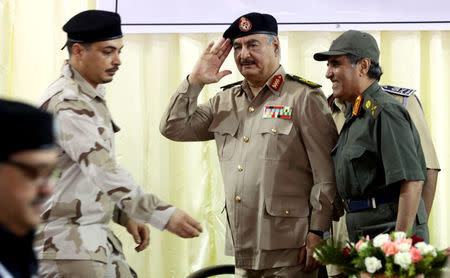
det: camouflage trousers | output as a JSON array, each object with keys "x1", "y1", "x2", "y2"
[
  {"x1": 38, "y1": 240, "x2": 137, "y2": 278},
  {"x1": 235, "y1": 265, "x2": 318, "y2": 278}
]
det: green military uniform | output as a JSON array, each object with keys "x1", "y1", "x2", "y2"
[{"x1": 331, "y1": 81, "x2": 429, "y2": 242}]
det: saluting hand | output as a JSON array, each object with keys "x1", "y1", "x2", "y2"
[
  {"x1": 165, "y1": 209, "x2": 203, "y2": 238},
  {"x1": 188, "y1": 38, "x2": 232, "y2": 86}
]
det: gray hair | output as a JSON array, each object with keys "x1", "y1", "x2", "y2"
[{"x1": 346, "y1": 54, "x2": 383, "y2": 81}]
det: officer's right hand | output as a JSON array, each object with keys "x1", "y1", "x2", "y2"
[
  {"x1": 165, "y1": 209, "x2": 203, "y2": 238},
  {"x1": 188, "y1": 38, "x2": 232, "y2": 86}
]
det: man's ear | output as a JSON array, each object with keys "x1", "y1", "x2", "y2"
[
  {"x1": 359, "y1": 58, "x2": 371, "y2": 75},
  {"x1": 71, "y1": 43, "x2": 85, "y2": 57},
  {"x1": 273, "y1": 36, "x2": 280, "y2": 56}
]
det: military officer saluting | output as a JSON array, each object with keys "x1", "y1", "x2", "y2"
[
  {"x1": 314, "y1": 30, "x2": 429, "y2": 244},
  {"x1": 161, "y1": 12, "x2": 339, "y2": 277}
]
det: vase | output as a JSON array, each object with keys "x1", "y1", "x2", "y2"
[{"x1": 359, "y1": 273, "x2": 424, "y2": 278}]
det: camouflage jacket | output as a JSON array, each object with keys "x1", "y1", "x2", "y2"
[{"x1": 34, "y1": 62, "x2": 175, "y2": 262}]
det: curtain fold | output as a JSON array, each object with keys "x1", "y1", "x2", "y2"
[{"x1": 1, "y1": 2, "x2": 449, "y2": 277}]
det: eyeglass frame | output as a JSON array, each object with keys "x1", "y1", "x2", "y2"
[{"x1": 1, "y1": 159, "x2": 61, "y2": 187}]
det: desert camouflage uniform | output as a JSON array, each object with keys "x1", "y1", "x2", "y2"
[{"x1": 34, "y1": 61, "x2": 175, "y2": 266}]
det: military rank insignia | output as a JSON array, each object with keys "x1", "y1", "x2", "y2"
[
  {"x1": 239, "y1": 17, "x2": 252, "y2": 32},
  {"x1": 263, "y1": 106, "x2": 292, "y2": 119},
  {"x1": 362, "y1": 95, "x2": 381, "y2": 118},
  {"x1": 270, "y1": 74, "x2": 283, "y2": 91},
  {"x1": 352, "y1": 94, "x2": 362, "y2": 116}
]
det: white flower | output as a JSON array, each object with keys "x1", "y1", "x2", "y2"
[
  {"x1": 358, "y1": 242, "x2": 369, "y2": 252},
  {"x1": 415, "y1": 242, "x2": 437, "y2": 257},
  {"x1": 394, "y1": 252, "x2": 412, "y2": 269},
  {"x1": 365, "y1": 256, "x2": 382, "y2": 273},
  {"x1": 398, "y1": 242, "x2": 411, "y2": 253},
  {"x1": 393, "y1": 231, "x2": 407, "y2": 240},
  {"x1": 373, "y1": 234, "x2": 390, "y2": 247}
]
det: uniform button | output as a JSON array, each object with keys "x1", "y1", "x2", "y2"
[
  {"x1": 271, "y1": 128, "x2": 277, "y2": 134},
  {"x1": 243, "y1": 136, "x2": 249, "y2": 143},
  {"x1": 237, "y1": 165, "x2": 243, "y2": 172},
  {"x1": 285, "y1": 210, "x2": 290, "y2": 215},
  {"x1": 248, "y1": 106, "x2": 255, "y2": 112},
  {"x1": 235, "y1": 196, "x2": 241, "y2": 202}
]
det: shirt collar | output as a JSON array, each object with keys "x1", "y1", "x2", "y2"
[
  {"x1": 238, "y1": 65, "x2": 285, "y2": 98},
  {"x1": 61, "y1": 61, "x2": 106, "y2": 100},
  {"x1": 344, "y1": 81, "x2": 380, "y2": 119}
]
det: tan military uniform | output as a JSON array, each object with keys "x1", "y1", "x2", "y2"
[
  {"x1": 160, "y1": 66, "x2": 338, "y2": 270},
  {"x1": 326, "y1": 85, "x2": 440, "y2": 277},
  {"x1": 34, "y1": 62, "x2": 175, "y2": 268}
]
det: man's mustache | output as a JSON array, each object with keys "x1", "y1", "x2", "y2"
[
  {"x1": 106, "y1": 66, "x2": 119, "y2": 72},
  {"x1": 240, "y1": 59, "x2": 255, "y2": 66}
]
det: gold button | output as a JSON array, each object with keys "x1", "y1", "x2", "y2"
[
  {"x1": 285, "y1": 210, "x2": 290, "y2": 215},
  {"x1": 243, "y1": 136, "x2": 249, "y2": 143},
  {"x1": 235, "y1": 196, "x2": 241, "y2": 202},
  {"x1": 271, "y1": 128, "x2": 277, "y2": 134},
  {"x1": 237, "y1": 165, "x2": 243, "y2": 172},
  {"x1": 248, "y1": 106, "x2": 255, "y2": 112}
]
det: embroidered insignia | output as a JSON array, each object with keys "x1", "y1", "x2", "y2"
[
  {"x1": 362, "y1": 95, "x2": 382, "y2": 118},
  {"x1": 239, "y1": 17, "x2": 252, "y2": 32},
  {"x1": 286, "y1": 74, "x2": 321, "y2": 88},
  {"x1": 263, "y1": 106, "x2": 292, "y2": 119},
  {"x1": 270, "y1": 75, "x2": 283, "y2": 91},
  {"x1": 381, "y1": 85, "x2": 416, "y2": 97},
  {"x1": 352, "y1": 94, "x2": 362, "y2": 117}
]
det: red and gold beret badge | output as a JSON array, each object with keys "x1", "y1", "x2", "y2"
[{"x1": 239, "y1": 17, "x2": 252, "y2": 32}]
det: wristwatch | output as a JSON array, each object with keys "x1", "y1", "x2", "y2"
[{"x1": 309, "y1": 229, "x2": 330, "y2": 239}]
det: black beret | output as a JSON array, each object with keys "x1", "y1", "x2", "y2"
[
  {"x1": 223, "y1": 12, "x2": 278, "y2": 40},
  {"x1": 63, "y1": 10, "x2": 122, "y2": 43},
  {"x1": 0, "y1": 99, "x2": 55, "y2": 161}
]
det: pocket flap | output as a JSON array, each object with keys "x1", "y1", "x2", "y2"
[
  {"x1": 257, "y1": 119, "x2": 293, "y2": 135},
  {"x1": 347, "y1": 145, "x2": 366, "y2": 160},
  {"x1": 208, "y1": 116, "x2": 239, "y2": 136},
  {"x1": 265, "y1": 196, "x2": 310, "y2": 217}
]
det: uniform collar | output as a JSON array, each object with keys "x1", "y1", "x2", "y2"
[
  {"x1": 62, "y1": 61, "x2": 106, "y2": 101},
  {"x1": 344, "y1": 81, "x2": 380, "y2": 119},
  {"x1": 238, "y1": 65, "x2": 285, "y2": 98}
]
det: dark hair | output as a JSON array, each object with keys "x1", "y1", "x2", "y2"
[
  {"x1": 346, "y1": 54, "x2": 383, "y2": 81},
  {"x1": 66, "y1": 41, "x2": 92, "y2": 56}
]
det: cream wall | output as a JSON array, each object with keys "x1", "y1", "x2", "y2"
[{"x1": 1, "y1": 1, "x2": 449, "y2": 277}]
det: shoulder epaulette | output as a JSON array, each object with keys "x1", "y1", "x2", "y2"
[
  {"x1": 362, "y1": 95, "x2": 383, "y2": 118},
  {"x1": 220, "y1": 80, "x2": 243, "y2": 90},
  {"x1": 381, "y1": 85, "x2": 416, "y2": 97},
  {"x1": 286, "y1": 74, "x2": 321, "y2": 88}
]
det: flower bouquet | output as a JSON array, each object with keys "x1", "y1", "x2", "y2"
[{"x1": 313, "y1": 232, "x2": 448, "y2": 278}]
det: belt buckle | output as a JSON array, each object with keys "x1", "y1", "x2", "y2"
[{"x1": 370, "y1": 197, "x2": 377, "y2": 209}]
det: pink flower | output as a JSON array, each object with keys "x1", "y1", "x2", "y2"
[
  {"x1": 382, "y1": 241, "x2": 399, "y2": 257},
  {"x1": 394, "y1": 238, "x2": 413, "y2": 252},
  {"x1": 409, "y1": 246, "x2": 423, "y2": 263},
  {"x1": 356, "y1": 240, "x2": 365, "y2": 251}
]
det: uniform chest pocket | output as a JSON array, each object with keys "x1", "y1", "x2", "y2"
[
  {"x1": 346, "y1": 145, "x2": 377, "y2": 192},
  {"x1": 209, "y1": 120, "x2": 239, "y2": 161},
  {"x1": 257, "y1": 120, "x2": 295, "y2": 161}
]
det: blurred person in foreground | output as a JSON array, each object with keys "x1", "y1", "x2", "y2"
[{"x1": 0, "y1": 99, "x2": 57, "y2": 278}]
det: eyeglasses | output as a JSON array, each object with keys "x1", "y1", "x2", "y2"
[{"x1": 3, "y1": 160, "x2": 61, "y2": 187}]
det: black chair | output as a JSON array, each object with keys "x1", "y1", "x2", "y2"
[{"x1": 186, "y1": 264, "x2": 235, "y2": 278}]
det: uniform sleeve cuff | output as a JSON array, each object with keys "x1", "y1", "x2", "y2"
[
  {"x1": 148, "y1": 206, "x2": 177, "y2": 231},
  {"x1": 310, "y1": 211, "x2": 332, "y2": 232}
]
